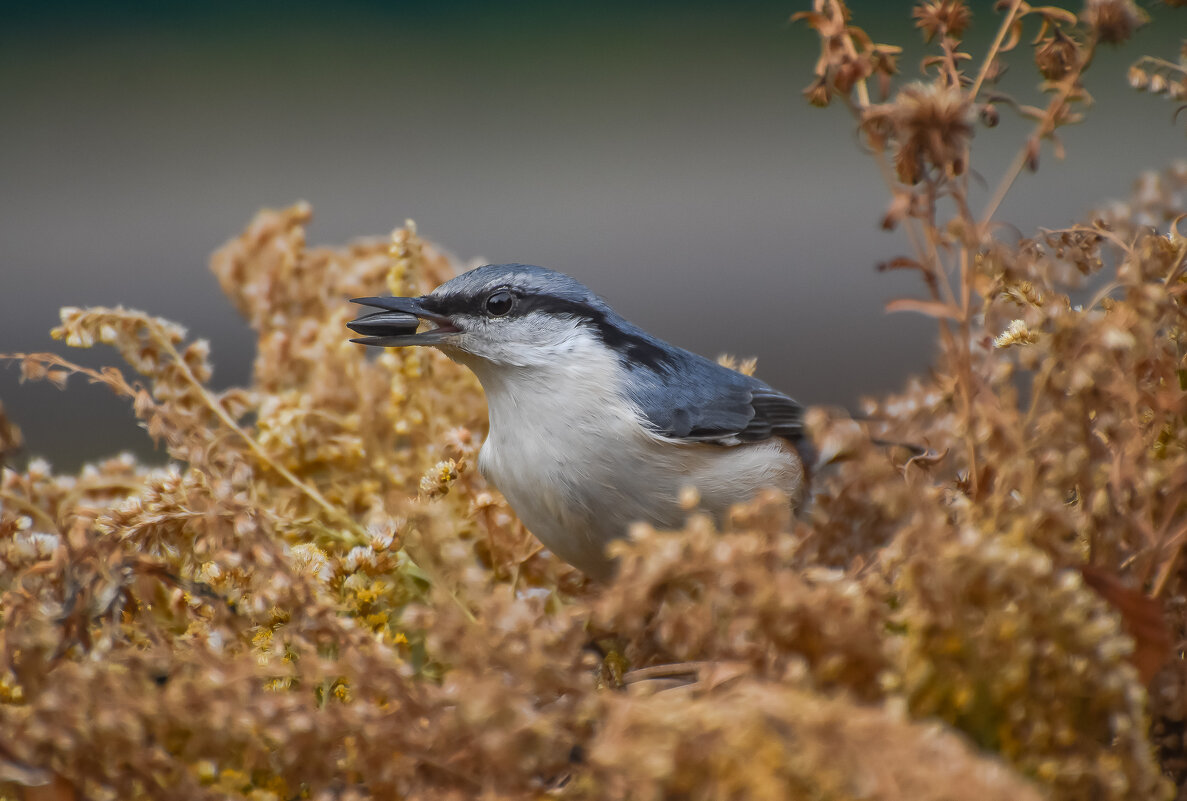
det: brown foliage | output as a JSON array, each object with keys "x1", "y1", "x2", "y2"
[{"x1": 2, "y1": 3, "x2": 1186, "y2": 799}]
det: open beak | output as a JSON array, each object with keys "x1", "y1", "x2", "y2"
[{"x1": 347, "y1": 296, "x2": 460, "y2": 347}]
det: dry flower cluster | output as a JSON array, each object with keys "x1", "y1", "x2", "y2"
[{"x1": 2, "y1": 1, "x2": 1187, "y2": 799}]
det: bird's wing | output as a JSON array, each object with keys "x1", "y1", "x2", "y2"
[{"x1": 622, "y1": 352, "x2": 805, "y2": 446}]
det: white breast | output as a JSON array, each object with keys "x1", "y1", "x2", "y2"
[{"x1": 464, "y1": 333, "x2": 802, "y2": 579}]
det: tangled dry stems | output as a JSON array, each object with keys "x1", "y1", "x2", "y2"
[{"x1": 2, "y1": 1, "x2": 1187, "y2": 799}]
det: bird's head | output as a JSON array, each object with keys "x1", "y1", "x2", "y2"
[{"x1": 348, "y1": 264, "x2": 621, "y2": 370}]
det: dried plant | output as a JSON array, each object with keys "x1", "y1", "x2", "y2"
[{"x1": 1, "y1": 2, "x2": 1186, "y2": 799}]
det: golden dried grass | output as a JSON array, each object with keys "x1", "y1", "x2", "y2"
[{"x1": 2, "y1": 2, "x2": 1187, "y2": 799}]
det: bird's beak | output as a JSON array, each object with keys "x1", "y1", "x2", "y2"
[{"x1": 347, "y1": 296, "x2": 460, "y2": 347}]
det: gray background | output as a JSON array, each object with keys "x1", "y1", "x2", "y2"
[{"x1": 2, "y1": 1, "x2": 1183, "y2": 469}]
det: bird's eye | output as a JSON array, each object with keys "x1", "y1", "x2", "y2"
[{"x1": 485, "y1": 289, "x2": 515, "y2": 317}]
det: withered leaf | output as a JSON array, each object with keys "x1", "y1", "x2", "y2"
[{"x1": 1081, "y1": 566, "x2": 1172, "y2": 684}]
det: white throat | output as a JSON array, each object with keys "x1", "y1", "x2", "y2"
[{"x1": 455, "y1": 330, "x2": 648, "y2": 574}]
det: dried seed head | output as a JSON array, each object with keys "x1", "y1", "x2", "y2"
[
  {"x1": 913, "y1": 0, "x2": 972, "y2": 42},
  {"x1": 1081, "y1": 0, "x2": 1149, "y2": 45},
  {"x1": 874, "y1": 82, "x2": 975, "y2": 184},
  {"x1": 1128, "y1": 65, "x2": 1150, "y2": 90},
  {"x1": 1034, "y1": 28, "x2": 1079, "y2": 81},
  {"x1": 994, "y1": 319, "x2": 1039, "y2": 349},
  {"x1": 804, "y1": 76, "x2": 832, "y2": 108},
  {"x1": 871, "y1": 45, "x2": 901, "y2": 77},
  {"x1": 980, "y1": 103, "x2": 1000, "y2": 128},
  {"x1": 832, "y1": 54, "x2": 873, "y2": 95}
]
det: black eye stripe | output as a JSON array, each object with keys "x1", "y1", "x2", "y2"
[
  {"x1": 430, "y1": 290, "x2": 591, "y2": 319},
  {"x1": 427, "y1": 289, "x2": 677, "y2": 370},
  {"x1": 503, "y1": 295, "x2": 679, "y2": 371}
]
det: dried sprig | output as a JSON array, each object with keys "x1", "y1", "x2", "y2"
[
  {"x1": 1081, "y1": 0, "x2": 1149, "y2": 45},
  {"x1": 1, "y1": 3, "x2": 1186, "y2": 800},
  {"x1": 913, "y1": 0, "x2": 973, "y2": 43},
  {"x1": 864, "y1": 81, "x2": 975, "y2": 184}
]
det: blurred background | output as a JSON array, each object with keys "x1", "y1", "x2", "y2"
[{"x1": 1, "y1": 0, "x2": 1183, "y2": 470}]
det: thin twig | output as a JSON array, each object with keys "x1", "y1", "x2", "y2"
[
  {"x1": 841, "y1": 94, "x2": 965, "y2": 439},
  {"x1": 1132, "y1": 55, "x2": 1187, "y2": 74},
  {"x1": 969, "y1": 0, "x2": 1025, "y2": 100},
  {"x1": 0, "y1": 489, "x2": 61, "y2": 533},
  {"x1": 622, "y1": 663, "x2": 703, "y2": 683},
  {"x1": 147, "y1": 321, "x2": 357, "y2": 536},
  {"x1": 1153, "y1": 528, "x2": 1187, "y2": 598},
  {"x1": 957, "y1": 247, "x2": 979, "y2": 498},
  {"x1": 144, "y1": 320, "x2": 479, "y2": 624},
  {"x1": 841, "y1": 98, "x2": 957, "y2": 314},
  {"x1": 980, "y1": 36, "x2": 1099, "y2": 227}
]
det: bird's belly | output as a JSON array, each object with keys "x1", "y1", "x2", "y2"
[
  {"x1": 478, "y1": 427, "x2": 635, "y2": 578},
  {"x1": 478, "y1": 424, "x2": 802, "y2": 579}
]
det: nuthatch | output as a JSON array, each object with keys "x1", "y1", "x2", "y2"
[{"x1": 349, "y1": 264, "x2": 809, "y2": 579}]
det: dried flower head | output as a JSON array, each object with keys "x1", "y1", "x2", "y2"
[
  {"x1": 993, "y1": 318, "x2": 1039, "y2": 348},
  {"x1": 1128, "y1": 56, "x2": 1187, "y2": 102},
  {"x1": 913, "y1": 0, "x2": 972, "y2": 42},
  {"x1": 870, "y1": 43, "x2": 903, "y2": 99},
  {"x1": 1034, "y1": 27, "x2": 1079, "y2": 81},
  {"x1": 867, "y1": 81, "x2": 975, "y2": 184},
  {"x1": 794, "y1": 1, "x2": 880, "y2": 102},
  {"x1": 1129, "y1": 64, "x2": 1151, "y2": 89},
  {"x1": 803, "y1": 75, "x2": 831, "y2": 107},
  {"x1": 1081, "y1": 0, "x2": 1149, "y2": 45},
  {"x1": 979, "y1": 102, "x2": 1000, "y2": 127}
]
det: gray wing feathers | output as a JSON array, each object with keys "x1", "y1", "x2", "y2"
[
  {"x1": 624, "y1": 354, "x2": 804, "y2": 446},
  {"x1": 739, "y1": 386, "x2": 804, "y2": 442}
]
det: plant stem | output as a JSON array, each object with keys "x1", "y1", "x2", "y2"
[
  {"x1": 969, "y1": 0, "x2": 1024, "y2": 100},
  {"x1": 980, "y1": 36, "x2": 1099, "y2": 227},
  {"x1": 149, "y1": 321, "x2": 357, "y2": 537},
  {"x1": 0, "y1": 488, "x2": 61, "y2": 533},
  {"x1": 146, "y1": 321, "x2": 479, "y2": 623},
  {"x1": 957, "y1": 247, "x2": 978, "y2": 498}
]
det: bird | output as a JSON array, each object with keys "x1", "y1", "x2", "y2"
[{"x1": 347, "y1": 264, "x2": 810, "y2": 580}]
